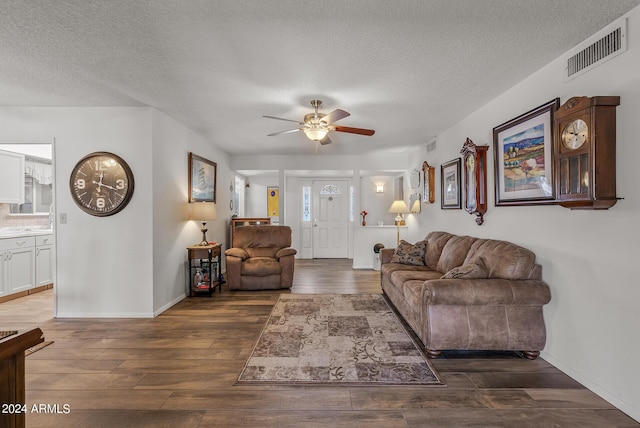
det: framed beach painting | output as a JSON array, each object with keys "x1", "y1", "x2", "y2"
[
  {"x1": 493, "y1": 98, "x2": 559, "y2": 206},
  {"x1": 441, "y1": 158, "x2": 461, "y2": 209},
  {"x1": 188, "y1": 152, "x2": 217, "y2": 202}
]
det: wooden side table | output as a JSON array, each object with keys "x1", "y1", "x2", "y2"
[
  {"x1": 187, "y1": 244, "x2": 221, "y2": 296},
  {"x1": 0, "y1": 328, "x2": 44, "y2": 428}
]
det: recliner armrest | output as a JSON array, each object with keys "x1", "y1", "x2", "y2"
[
  {"x1": 225, "y1": 248, "x2": 249, "y2": 259},
  {"x1": 275, "y1": 248, "x2": 297, "y2": 258},
  {"x1": 424, "y1": 278, "x2": 551, "y2": 306}
]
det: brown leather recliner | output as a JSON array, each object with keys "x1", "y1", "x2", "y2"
[{"x1": 224, "y1": 225, "x2": 296, "y2": 290}]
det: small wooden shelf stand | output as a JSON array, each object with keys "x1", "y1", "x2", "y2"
[{"x1": 187, "y1": 243, "x2": 222, "y2": 297}]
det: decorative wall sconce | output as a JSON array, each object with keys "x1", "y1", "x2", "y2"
[
  {"x1": 376, "y1": 184, "x2": 384, "y2": 194},
  {"x1": 409, "y1": 193, "x2": 421, "y2": 213}
]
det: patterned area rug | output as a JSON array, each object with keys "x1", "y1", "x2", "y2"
[{"x1": 237, "y1": 294, "x2": 442, "y2": 385}]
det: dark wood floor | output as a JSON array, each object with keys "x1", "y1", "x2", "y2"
[{"x1": 1, "y1": 259, "x2": 637, "y2": 427}]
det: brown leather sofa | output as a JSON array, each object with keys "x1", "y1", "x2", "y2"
[
  {"x1": 224, "y1": 225, "x2": 296, "y2": 290},
  {"x1": 380, "y1": 231, "x2": 551, "y2": 359}
]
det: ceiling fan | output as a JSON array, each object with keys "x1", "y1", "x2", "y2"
[{"x1": 263, "y1": 99, "x2": 375, "y2": 145}]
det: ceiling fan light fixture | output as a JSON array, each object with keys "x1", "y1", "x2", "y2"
[
  {"x1": 265, "y1": 99, "x2": 374, "y2": 145},
  {"x1": 303, "y1": 127, "x2": 329, "y2": 141}
]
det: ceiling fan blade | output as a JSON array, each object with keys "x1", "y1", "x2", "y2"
[
  {"x1": 320, "y1": 135, "x2": 333, "y2": 145},
  {"x1": 263, "y1": 115, "x2": 302, "y2": 124},
  {"x1": 333, "y1": 125, "x2": 375, "y2": 136},
  {"x1": 267, "y1": 128, "x2": 301, "y2": 136},
  {"x1": 321, "y1": 109, "x2": 350, "y2": 124}
]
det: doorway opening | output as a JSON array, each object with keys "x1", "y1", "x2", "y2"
[{"x1": 0, "y1": 141, "x2": 55, "y2": 306}]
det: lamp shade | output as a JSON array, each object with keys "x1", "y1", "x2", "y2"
[
  {"x1": 388, "y1": 200, "x2": 409, "y2": 214},
  {"x1": 190, "y1": 201, "x2": 217, "y2": 221}
]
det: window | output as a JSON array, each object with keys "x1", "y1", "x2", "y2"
[
  {"x1": 302, "y1": 186, "x2": 311, "y2": 221},
  {"x1": 349, "y1": 185, "x2": 354, "y2": 222},
  {"x1": 320, "y1": 184, "x2": 341, "y2": 195}
]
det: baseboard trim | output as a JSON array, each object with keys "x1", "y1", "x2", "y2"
[
  {"x1": 0, "y1": 283, "x2": 53, "y2": 304},
  {"x1": 541, "y1": 351, "x2": 639, "y2": 423},
  {"x1": 153, "y1": 293, "x2": 187, "y2": 317}
]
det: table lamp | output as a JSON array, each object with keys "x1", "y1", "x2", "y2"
[
  {"x1": 389, "y1": 200, "x2": 409, "y2": 244},
  {"x1": 190, "y1": 201, "x2": 217, "y2": 246}
]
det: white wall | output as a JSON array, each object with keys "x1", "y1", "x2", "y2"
[
  {"x1": 0, "y1": 107, "x2": 155, "y2": 317},
  {"x1": 151, "y1": 110, "x2": 190, "y2": 315},
  {"x1": 0, "y1": 106, "x2": 234, "y2": 317},
  {"x1": 360, "y1": 175, "x2": 399, "y2": 226},
  {"x1": 231, "y1": 153, "x2": 412, "y2": 172},
  {"x1": 411, "y1": 8, "x2": 640, "y2": 420}
]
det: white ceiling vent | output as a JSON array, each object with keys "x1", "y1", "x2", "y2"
[{"x1": 565, "y1": 18, "x2": 627, "y2": 81}]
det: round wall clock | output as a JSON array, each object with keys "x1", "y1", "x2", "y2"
[
  {"x1": 561, "y1": 118, "x2": 588, "y2": 150},
  {"x1": 69, "y1": 151, "x2": 135, "y2": 217}
]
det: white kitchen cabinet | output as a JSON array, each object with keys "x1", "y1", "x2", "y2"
[
  {"x1": 0, "y1": 236, "x2": 35, "y2": 295},
  {"x1": 35, "y1": 234, "x2": 54, "y2": 287},
  {"x1": 0, "y1": 250, "x2": 5, "y2": 298},
  {"x1": 0, "y1": 149, "x2": 25, "y2": 203}
]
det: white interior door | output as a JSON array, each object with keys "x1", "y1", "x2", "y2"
[{"x1": 312, "y1": 180, "x2": 348, "y2": 258}]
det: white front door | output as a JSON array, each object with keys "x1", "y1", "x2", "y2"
[{"x1": 312, "y1": 180, "x2": 349, "y2": 258}]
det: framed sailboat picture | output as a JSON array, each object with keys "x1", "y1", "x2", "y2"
[{"x1": 188, "y1": 152, "x2": 217, "y2": 203}]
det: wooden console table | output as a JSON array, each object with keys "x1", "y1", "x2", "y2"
[{"x1": 0, "y1": 328, "x2": 44, "y2": 428}]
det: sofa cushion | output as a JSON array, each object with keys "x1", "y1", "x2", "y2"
[
  {"x1": 380, "y1": 262, "x2": 431, "y2": 277},
  {"x1": 441, "y1": 258, "x2": 488, "y2": 279},
  {"x1": 391, "y1": 240, "x2": 427, "y2": 266},
  {"x1": 241, "y1": 257, "x2": 281, "y2": 276},
  {"x1": 233, "y1": 225, "x2": 292, "y2": 248},
  {"x1": 424, "y1": 231, "x2": 456, "y2": 270},
  {"x1": 390, "y1": 269, "x2": 443, "y2": 291},
  {"x1": 464, "y1": 239, "x2": 536, "y2": 280},
  {"x1": 436, "y1": 235, "x2": 477, "y2": 274},
  {"x1": 246, "y1": 247, "x2": 279, "y2": 258}
]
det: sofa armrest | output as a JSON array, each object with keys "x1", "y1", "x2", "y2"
[
  {"x1": 380, "y1": 248, "x2": 395, "y2": 265},
  {"x1": 276, "y1": 248, "x2": 297, "y2": 258},
  {"x1": 424, "y1": 278, "x2": 551, "y2": 306},
  {"x1": 225, "y1": 248, "x2": 249, "y2": 259}
]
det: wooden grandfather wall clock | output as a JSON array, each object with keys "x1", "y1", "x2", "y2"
[
  {"x1": 554, "y1": 96, "x2": 620, "y2": 209},
  {"x1": 460, "y1": 138, "x2": 489, "y2": 225}
]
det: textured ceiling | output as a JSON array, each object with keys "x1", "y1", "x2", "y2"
[{"x1": 1, "y1": 0, "x2": 638, "y2": 156}]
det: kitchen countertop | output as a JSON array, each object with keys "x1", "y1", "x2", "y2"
[{"x1": 0, "y1": 228, "x2": 54, "y2": 239}]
